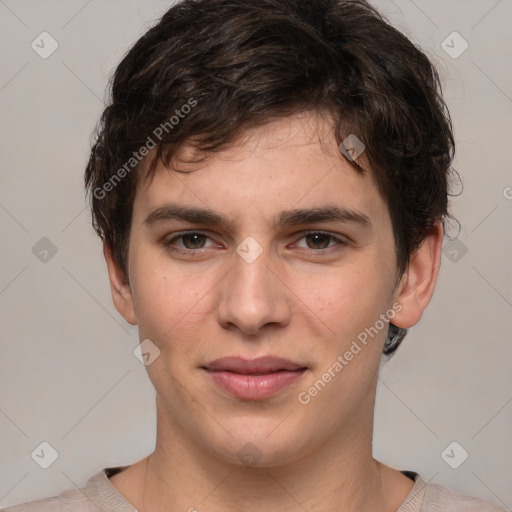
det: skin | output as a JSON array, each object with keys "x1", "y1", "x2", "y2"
[{"x1": 104, "y1": 112, "x2": 443, "y2": 512}]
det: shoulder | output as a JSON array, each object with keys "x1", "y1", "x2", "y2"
[
  {"x1": 1, "y1": 488, "x2": 91, "y2": 512},
  {"x1": 400, "y1": 472, "x2": 509, "y2": 512},
  {"x1": 422, "y1": 480, "x2": 509, "y2": 511},
  {"x1": 1, "y1": 466, "x2": 134, "y2": 512}
]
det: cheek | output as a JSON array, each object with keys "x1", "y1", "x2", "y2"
[
  {"x1": 318, "y1": 274, "x2": 395, "y2": 377},
  {"x1": 127, "y1": 231, "x2": 234, "y2": 364},
  {"x1": 129, "y1": 255, "x2": 207, "y2": 342},
  {"x1": 309, "y1": 262, "x2": 391, "y2": 329}
]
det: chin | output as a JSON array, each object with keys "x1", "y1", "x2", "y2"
[{"x1": 206, "y1": 426, "x2": 311, "y2": 469}]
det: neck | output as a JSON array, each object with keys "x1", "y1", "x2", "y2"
[{"x1": 140, "y1": 397, "x2": 387, "y2": 512}]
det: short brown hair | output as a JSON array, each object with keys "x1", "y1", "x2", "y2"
[{"x1": 84, "y1": 0, "x2": 456, "y2": 356}]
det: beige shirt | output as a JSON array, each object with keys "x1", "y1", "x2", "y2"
[{"x1": 2, "y1": 466, "x2": 508, "y2": 511}]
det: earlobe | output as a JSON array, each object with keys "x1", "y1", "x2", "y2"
[
  {"x1": 391, "y1": 221, "x2": 444, "y2": 329},
  {"x1": 103, "y1": 243, "x2": 137, "y2": 326}
]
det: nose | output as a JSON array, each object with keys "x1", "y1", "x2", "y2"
[{"x1": 216, "y1": 242, "x2": 291, "y2": 336}]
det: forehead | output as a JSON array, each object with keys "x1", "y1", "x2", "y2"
[{"x1": 133, "y1": 113, "x2": 387, "y2": 230}]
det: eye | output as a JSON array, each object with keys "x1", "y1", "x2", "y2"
[
  {"x1": 163, "y1": 230, "x2": 347, "y2": 256},
  {"x1": 294, "y1": 231, "x2": 346, "y2": 252},
  {"x1": 165, "y1": 232, "x2": 217, "y2": 253}
]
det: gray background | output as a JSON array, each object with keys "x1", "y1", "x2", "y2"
[{"x1": 0, "y1": 0, "x2": 511, "y2": 508}]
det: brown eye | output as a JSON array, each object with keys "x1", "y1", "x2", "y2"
[
  {"x1": 294, "y1": 231, "x2": 347, "y2": 253},
  {"x1": 305, "y1": 233, "x2": 332, "y2": 250},
  {"x1": 180, "y1": 233, "x2": 207, "y2": 249},
  {"x1": 165, "y1": 232, "x2": 215, "y2": 254}
]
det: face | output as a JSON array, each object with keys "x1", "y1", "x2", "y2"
[{"x1": 107, "y1": 112, "x2": 438, "y2": 468}]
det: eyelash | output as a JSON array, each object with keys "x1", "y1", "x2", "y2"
[{"x1": 164, "y1": 231, "x2": 347, "y2": 255}]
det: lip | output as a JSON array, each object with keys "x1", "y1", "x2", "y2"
[
  {"x1": 204, "y1": 356, "x2": 306, "y2": 374},
  {"x1": 203, "y1": 356, "x2": 308, "y2": 401}
]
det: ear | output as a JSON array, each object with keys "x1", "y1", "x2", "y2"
[
  {"x1": 103, "y1": 243, "x2": 137, "y2": 326},
  {"x1": 391, "y1": 220, "x2": 443, "y2": 329}
]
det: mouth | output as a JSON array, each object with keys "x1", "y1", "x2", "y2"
[{"x1": 202, "y1": 356, "x2": 308, "y2": 401}]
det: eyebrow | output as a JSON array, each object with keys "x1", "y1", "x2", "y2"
[{"x1": 143, "y1": 203, "x2": 372, "y2": 230}]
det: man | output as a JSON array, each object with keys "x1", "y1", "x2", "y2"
[{"x1": 4, "y1": 0, "x2": 507, "y2": 510}]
